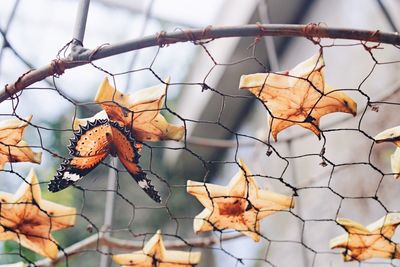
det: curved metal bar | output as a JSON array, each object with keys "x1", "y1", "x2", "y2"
[
  {"x1": 70, "y1": 24, "x2": 400, "y2": 63},
  {"x1": 2, "y1": 24, "x2": 400, "y2": 103}
]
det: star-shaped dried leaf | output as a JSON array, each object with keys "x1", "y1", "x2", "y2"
[
  {"x1": 0, "y1": 115, "x2": 42, "y2": 170},
  {"x1": 187, "y1": 160, "x2": 294, "y2": 241},
  {"x1": 112, "y1": 230, "x2": 201, "y2": 266},
  {"x1": 0, "y1": 168, "x2": 76, "y2": 259},
  {"x1": 330, "y1": 213, "x2": 400, "y2": 261},
  {"x1": 239, "y1": 52, "x2": 357, "y2": 141},
  {"x1": 375, "y1": 125, "x2": 400, "y2": 179},
  {"x1": 87, "y1": 77, "x2": 184, "y2": 142}
]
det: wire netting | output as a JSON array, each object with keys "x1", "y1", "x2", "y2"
[{"x1": 2, "y1": 9, "x2": 400, "y2": 267}]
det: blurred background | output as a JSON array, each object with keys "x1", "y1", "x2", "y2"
[{"x1": 0, "y1": 0, "x2": 400, "y2": 266}]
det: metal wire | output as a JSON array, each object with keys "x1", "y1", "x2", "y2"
[{"x1": 1, "y1": 1, "x2": 400, "y2": 267}]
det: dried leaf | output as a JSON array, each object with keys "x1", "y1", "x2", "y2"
[
  {"x1": 0, "y1": 115, "x2": 42, "y2": 169},
  {"x1": 330, "y1": 214, "x2": 400, "y2": 261},
  {"x1": 92, "y1": 77, "x2": 184, "y2": 142},
  {"x1": 375, "y1": 125, "x2": 400, "y2": 178},
  {"x1": 0, "y1": 169, "x2": 76, "y2": 259},
  {"x1": 239, "y1": 52, "x2": 357, "y2": 141},
  {"x1": 112, "y1": 230, "x2": 201, "y2": 266},
  {"x1": 187, "y1": 160, "x2": 294, "y2": 241}
]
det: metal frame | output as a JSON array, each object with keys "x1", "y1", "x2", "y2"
[
  {"x1": 72, "y1": 0, "x2": 91, "y2": 45},
  {"x1": 68, "y1": 24, "x2": 400, "y2": 62}
]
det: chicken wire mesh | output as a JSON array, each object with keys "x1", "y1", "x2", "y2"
[{"x1": 1, "y1": 2, "x2": 400, "y2": 267}]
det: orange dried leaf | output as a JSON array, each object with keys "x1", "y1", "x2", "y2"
[
  {"x1": 329, "y1": 214, "x2": 400, "y2": 261},
  {"x1": 0, "y1": 115, "x2": 42, "y2": 169},
  {"x1": 0, "y1": 169, "x2": 76, "y2": 259},
  {"x1": 187, "y1": 160, "x2": 294, "y2": 241},
  {"x1": 112, "y1": 230, "x2": 201, "y2": 267},
  {"x1": 239, "y1": 52, "x2": 357, "y2": 141}
]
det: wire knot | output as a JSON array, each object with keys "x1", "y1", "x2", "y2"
[
  {"x1": 303, "y1": 22, "x2": 324, "y2": 45},
  {"x1": 156, "y1": 31, "x2": 168, "y2": 47},
  {"x1": 51, "y1": 59, "x2": 66, "y2": 77}
]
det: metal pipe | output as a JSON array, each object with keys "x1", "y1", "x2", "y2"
[
  {"x1": 2, "y1": 24, "x2": 400, "y2": 103},
  {"x1": 72, "y1": 24, "x2": 400, "y2": 62},
  {"x1": 97, "y1": 5, "x2": 155, "y2": 264},
  {"x1": 72, "y1": 0, "x2": 91, "y2": 45},
  {"x1": 99, "y1": 157, "x2": 118, "y2": 267},
  {"x1": 97, "y1": 4, "x2": 155, "y2": 259},
  {"x1": 97, "y1": 0, "x2": 155, "y2": 257}
]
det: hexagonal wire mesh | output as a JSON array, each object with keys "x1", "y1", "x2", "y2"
[{"x1": 1, "y1": 1, "x2": 400, "y2": 267}]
